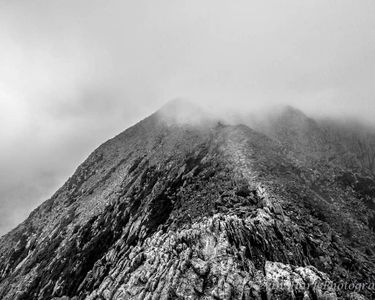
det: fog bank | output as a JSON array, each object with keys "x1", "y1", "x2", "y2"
[{"x1": 1, "y1": 0, "x2": 375, "y2": 235}]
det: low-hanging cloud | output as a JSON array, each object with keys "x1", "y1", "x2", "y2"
[{"x1": 1, "y1": 0, "x2": 375, "y2": 235}]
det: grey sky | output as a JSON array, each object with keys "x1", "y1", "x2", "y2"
[{"x1": 1, "y1": 0, "x2": 375, "y2": 235}]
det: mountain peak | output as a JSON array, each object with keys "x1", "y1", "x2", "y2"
[
  {"x1": 281, "y1": 105, "x2": 309, "y2": 120},
  {"x1": 158, "y1": 98, "x2": 199, "y2": 112},
  {"x1": 156, "y1": 99, "x2": 214, "y2": 126}
]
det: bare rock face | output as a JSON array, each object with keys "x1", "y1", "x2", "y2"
[
  {"x1": 0, "y1": 102, "x2": 375, "y2": 299},
  {"x1": 80, "y1": 213, "x2": 337, "y2": 300}
]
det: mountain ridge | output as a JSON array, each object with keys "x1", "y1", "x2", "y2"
[{"x1": 1, "y1": 102, "x2": 375, "y2": 299}]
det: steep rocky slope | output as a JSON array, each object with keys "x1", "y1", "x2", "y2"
[{"x1": 0, "y1": 102, "x2": 375, "y2": 299}]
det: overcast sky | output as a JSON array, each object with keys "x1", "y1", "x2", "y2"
[{"x1": 1, "y1": 0, "x2": 375, "y2": 235}]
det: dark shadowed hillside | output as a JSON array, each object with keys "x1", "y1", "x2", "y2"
[{"x1": 1, "y1": 101, "x2": 375, "y2": 300}]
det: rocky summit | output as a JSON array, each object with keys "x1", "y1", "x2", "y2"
[{"x1": 1, "y1": 101, "x2": 375, "y2": 300}]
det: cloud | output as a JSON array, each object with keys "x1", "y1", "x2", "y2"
[{"x1": 1, "y1": 0, "x2": 375, "y2": 235}]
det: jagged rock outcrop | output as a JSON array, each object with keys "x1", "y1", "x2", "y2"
[
  {"x1": 0, "y1": 101, "x2": 374, "y2": 299},
  {"x1": 79, "y1": 213, "x2": 337, "y2": 300}
]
